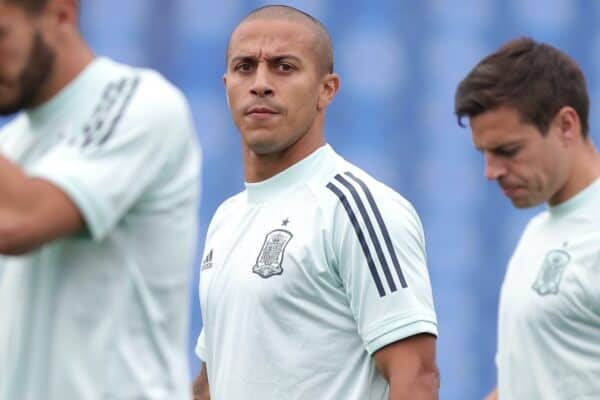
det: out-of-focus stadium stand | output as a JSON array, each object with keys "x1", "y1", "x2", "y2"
[{"x1": 2, "y1": 1, "x2": 599, "y2": 398}]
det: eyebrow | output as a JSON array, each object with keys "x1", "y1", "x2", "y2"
[
  {"x1": 476, "y1": 141, "x2": 522, "y2": 153},
  {"x1": 229, "y1": 54, "x2": 303, "y2": 66}
]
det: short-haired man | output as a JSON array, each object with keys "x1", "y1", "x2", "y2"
[
  {"x1": 193, "y1": 5, "x2": 438, "y2": 400},
  {"x1": 0, "y1": 1, "x2": 201, "y2": 399},
  {"x1": 455, "y1": 37, "x2": 600, "y2": 400}
]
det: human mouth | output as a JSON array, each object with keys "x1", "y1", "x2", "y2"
[
  {"x1": 245, "y1": 105, "x2": 279, "y2": 119},
  {"x1": 500, "y1": 184, "x2": 522, "y2": 197}
]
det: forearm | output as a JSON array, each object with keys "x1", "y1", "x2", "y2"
[
  {"x1": 0, "y1": 155, "x2": 83, "y2": 254},
  {"x1": 0, "y1": 154, "x2": 37, "y2": 210},
  {"x1": 192, "y1": 364, "x2": 210, "y2": 400},
  {"x1": 388, "y1": 367, "x2": 439, "y2": 400},
  {"x1": 0, "y1": 156, "x2": 39, "y2": 253}
]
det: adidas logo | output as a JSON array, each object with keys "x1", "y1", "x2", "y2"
[{"x1": 201, "y1": 249, "x2": 214, "y2": 270}]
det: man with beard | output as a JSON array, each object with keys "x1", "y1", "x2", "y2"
[
  {"x1": 0, "y1": 1, "x2": 201, "y2": 399},
  {"x1": 192, "y1": 5, "x2": 438, "y2": 400},
  {"x1": 455, "y1": 37, "x2": 600, "y2": 400}
]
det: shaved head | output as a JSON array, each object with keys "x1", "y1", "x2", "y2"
[{"x1": 227, "y1": 5, "x2": 334, "y2": 75}]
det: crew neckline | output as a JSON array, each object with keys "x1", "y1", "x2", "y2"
[
  {"x1": 245, "y1": 144, "x2": 331, "y2": 204},
  {"x1": 548, "y1": 177, "x2": 600, "y2": 217}
]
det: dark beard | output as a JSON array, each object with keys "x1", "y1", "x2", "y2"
[{"x1": 0, "y1": 31, "x2": 56, "y2": 116}]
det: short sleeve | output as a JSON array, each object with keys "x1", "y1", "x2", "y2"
[
  {"x1": 27, "y1": 76, "x2": 195, "y2": 241},
  {"x1": 328, "y1": 172, "x2": 438, "y2": 354}
]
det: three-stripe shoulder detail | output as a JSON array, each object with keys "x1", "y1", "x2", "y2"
[
  {"x1": 326, "y1": 171, "x2": 408, "y2": 297},
  {"x1": 71, "y1": 75, "x2": 141, "y2": 149}
]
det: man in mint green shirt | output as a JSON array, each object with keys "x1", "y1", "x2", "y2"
[
  {"x1": 193, "y1": 5, "x2": 439, "y2": 400},
  {"x1": 0, "y1": 1, "x2": 201, "y2": 399},
  {"x1": 456, "y1": 37, "x2": 600, "y2": 400}
]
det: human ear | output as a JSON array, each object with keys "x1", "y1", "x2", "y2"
[{"x1": 317, "y1": 73, "x2": 340, "y2": 110}]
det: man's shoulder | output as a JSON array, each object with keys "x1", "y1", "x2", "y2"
[
  {"x1": 96, "y1": 58, "x2": 190, "y2": 120},
  {"x1": 204, "y1": 191, "x2": 246, "y2": 236},
  {"x1": 309, "y1": 149, "x2": 415, "y2": 214},
  {"x1": 303, "y1": 148, "x2": 421, "y2": 233},
  {"x1": 212, "y1": 191, "x2": 246, "y2": 219}
]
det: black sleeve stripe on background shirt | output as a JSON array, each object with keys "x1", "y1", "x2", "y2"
[
  {"x1": 98, "y1": 76, "x2": 141, "y2": 145},
  {"x1": 77, "y1": 76, "x2": 141, "y2": 148},
  {"x1": 326, "y1": 182, "x2": 386, "y2": 297},
  {"x1": 334, "y1": 174, "x2": 398, "y2": 293},
  {"x1": 345, "y1": 171, "x2": 408, "y2": 288},
  {"x1": 81, "y1": 79, "x2": 126, "y2": 147}
]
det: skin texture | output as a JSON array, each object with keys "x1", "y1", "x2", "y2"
[
  {"x1": 0, "y1": 0, "x2": 94, "y2": 254},
  {"x1": 470, "y1": 106, "x2": 600, "y2": 208},
  {"x1": 374, "y1": 334, "x2": 439, "y2": 400},
  {"x1": 0, "y1": 9, "x2": 55, "y2": 114},
  {"x1": 192, "y1": 364, "x2": 210, "y2": 400},
  {"x1": 225, "y1": 17, "x2": 339, "y2": 182},
  {"x1": 196, "y1": 9, "x2": 439, "y2": 400}
]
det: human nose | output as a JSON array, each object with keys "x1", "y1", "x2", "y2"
[
  {"x1": 484, "y1": 153, "x2": 506, "y2": 181},
  {"x1": 250, "y1": 64, "x2": 274, "y2": 97}
]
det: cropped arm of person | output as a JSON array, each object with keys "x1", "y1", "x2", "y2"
[
  {"x1": 192, "y1": 363, "x2": 210, "y2": 400},
  {"x1": 484, "y1": 387, "x2": 498, "y2": 400},
  {"x1": 0, "y1": 154, "x2": 83, "y2": 255},
  {"x1": 374, "y1": 333, "x2": 439, "y2": 400}
]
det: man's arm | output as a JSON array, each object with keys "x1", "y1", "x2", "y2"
[
  {"x1": 192, "y1": 363, "x2": 210, "y2": 400},
  {"x1": 0, "y1": 155, "x2": 83, "y2": 255},
  {"x1": 374, "y1": 333, "x2": 439, "y2": 400},
  {"x1": 484, "y1": 387, "x2": 498, "y2": 400}
]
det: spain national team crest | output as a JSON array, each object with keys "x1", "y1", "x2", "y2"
[
  {"x1": 253, "y1": 229, "x2": 293, "y2": 278},
  {"x1": 532, "y1": 249, "x2": 571, "y2": 295}
]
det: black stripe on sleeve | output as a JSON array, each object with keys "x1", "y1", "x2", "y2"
[
  {"x1": 345, "y1": 171, "x2": 408, "y2": 288},
  {"x1": 98, "y1": 76, "x2": 141, "y2": 146},
  {"x1": 78, "y1": 81, "x2": 120, "y2": 147},
  {"x1": 334, "y1": 174, "x2": 398, "y2": 293},
  {"x1": 326, "y1": 182, "x2": 386, "y2": 297}
]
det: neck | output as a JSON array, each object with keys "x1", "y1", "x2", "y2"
[
  {"x1": 30, "y1": 35, "x2": 95, "y2": 108},
  {"x1": 550, "y1": 138, "x2": 600, "y2": 205},
  {"x1": 243, "y1": 128, "x2": 326, "y2": 183}
]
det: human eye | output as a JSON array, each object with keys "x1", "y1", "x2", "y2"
[
  {"x1": 277, "y1": 63, "x2": 294, "y2": 72},
  {"x1": 272, "y1": 59, "x2": 297, "y2": 73},
  {"x1": 494, "y1": 145, "x2": 520, "y2": 158},
  {"x1": 234, "y1": 62, "x2": 253, "y2": 72}
]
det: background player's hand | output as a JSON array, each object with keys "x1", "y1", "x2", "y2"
[{"x1": 483, "y1": 387, "x2": 498, "y2": 400}]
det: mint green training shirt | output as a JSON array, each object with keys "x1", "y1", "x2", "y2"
[
  {"x1": 196, "y1": 145, "x2": 437, "y2": 400},
  {"x1": 0, "y1": 57, "x2": 201, "y2": 400},
  {"x1": 497, "y1": 178, "x2": 600, "y2": 400}
]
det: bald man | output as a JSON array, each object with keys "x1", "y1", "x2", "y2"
[
  {"x1": 0, "y1": 1, "x2": 200, "y2": 399},
  {"x1": 193, "y1": 5, "x2": 439, "y2": 400}
]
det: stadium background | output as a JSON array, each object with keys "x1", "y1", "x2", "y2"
[{"x1": 2, "y1": 1, "x2": 600, "y2": 399}]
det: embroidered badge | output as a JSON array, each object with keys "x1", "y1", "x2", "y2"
[
  {"x1": 532, "y1": 249, "x2": 571, "y2": 295},
  {"x1": 253, "y1": 229, "x2": 293, "y2": 278}
]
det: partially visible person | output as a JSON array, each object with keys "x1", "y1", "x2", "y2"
[
  {"x1": 455, "y1": 37, "x2": 600, "y2": 400},
  {"x1": 0, "y1": 0, "x2": 201, "y2": 399},
  {"x1": 193, "y1": 5, "x2": 438, "y2": 400}
]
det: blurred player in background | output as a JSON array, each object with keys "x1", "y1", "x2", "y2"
[
  {"x1": 0, "y1": 0, "x2": 201, "y2": 399},
  {"x1": 455, "y1": 37, "x2": 600, "y2": 400},
  {"x1": 192, "y1": 5, "x2": 438, "y2": 400}
]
